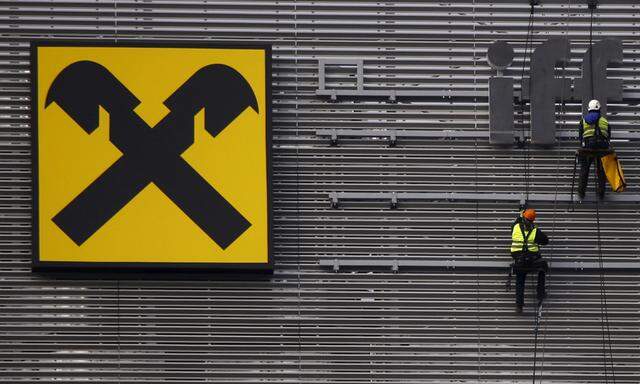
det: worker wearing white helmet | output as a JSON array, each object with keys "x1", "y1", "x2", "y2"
[{"x1": 577, "y1": 99, "x2": 610, "y2": 200}]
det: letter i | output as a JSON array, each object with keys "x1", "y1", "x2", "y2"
[{"x1": 487, "y1": 41, "x2": 515, "y2": 145}]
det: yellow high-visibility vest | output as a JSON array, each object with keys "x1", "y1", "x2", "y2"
[
  {"x1": 582, "y1": 117, "x2": 609, "y2": 139},
  {"x1": 511, "y1": 224, "x2": 539, "y2": 253}
]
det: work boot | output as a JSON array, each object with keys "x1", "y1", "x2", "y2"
[{"x1": 515, "y1": 305, "x2": 523, "y2": 314}]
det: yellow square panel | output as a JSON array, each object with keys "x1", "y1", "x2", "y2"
[{"x1": 32, "y1": 42, "x2": 272, "y2": 271}]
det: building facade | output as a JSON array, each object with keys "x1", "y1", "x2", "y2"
[{"x1": 1, "y1": 1, "x2": 639, "y2": 383}]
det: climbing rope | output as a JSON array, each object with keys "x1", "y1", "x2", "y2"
[
  {"x1": 535, "y1": 1, "x2": 574, "y2": 381},
  {"x1": 518, "y1": 1, "x2": 537, "y2": 203},
  {"x1": 589, "y1": 2, "x2": 617, "y2": 381},
  {"x1": 531, "y1": 298, "x2": 543, "y2": 383},
  {"x1": 533, "y1": 3, "x2": 617, "y2": 383},
  {"x1": 294, "y1": 3, "x2": 303, "y2": 382},
  {"x1": 517, "y1": 2, "x2": 543, "y2": 383},
  {"x1": 472, "y1": 1, "x2": 482, "y2": 381},
  {"x1": 515, "y1": 2, "x2": 616, "y2": 383}
]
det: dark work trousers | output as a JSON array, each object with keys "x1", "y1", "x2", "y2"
[
  {"x1": 513, "y1": 255, "x2": 548, "y2": 308},
  {"x1": 578, "y1": 137, "x2": 608, "y2": 199}
]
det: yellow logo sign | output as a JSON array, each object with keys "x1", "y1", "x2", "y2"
[{"x1": 32, "y1": 42, "x2": 271, "y2": 270}]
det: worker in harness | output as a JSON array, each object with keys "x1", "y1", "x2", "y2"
[
  {"x1": 577, "y1": 99, "x2": 610, "y2": 201},
  {"x1": 510, "y1": 208, "x2": 549, "y2": 314}
]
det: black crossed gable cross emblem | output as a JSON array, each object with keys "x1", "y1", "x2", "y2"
[{"x1": 45, "y1": 61, "x2": 259, "y2": 248}]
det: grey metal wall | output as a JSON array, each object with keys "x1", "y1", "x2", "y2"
[{"x1": 0, "y1": 1, "x2": 639, "y2": 383}]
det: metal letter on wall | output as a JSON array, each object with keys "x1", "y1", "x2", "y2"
[
  {"x1": 575, "y1": 37, "x2": 623, "y2": 115},
  {"x1": 487, "y1": 37, "x2": 623, "y2": 146},
  {"x1": 529, "y1": 37, "x2": 571, "y2": 145},
  {"x1": 487, "y1": 41, "x2": 515, "y2": 145},
  {"x1": 31, "y1": 41, "x2": 273, "y2": 271}
]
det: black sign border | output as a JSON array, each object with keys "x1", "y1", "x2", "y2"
[{"x1": 31, "y1": 40, "x2": 273, "y2": 273}]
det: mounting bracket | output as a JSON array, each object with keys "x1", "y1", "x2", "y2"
[{"x1": 320, "y1": 258, "x2": 640, "y2": 273}]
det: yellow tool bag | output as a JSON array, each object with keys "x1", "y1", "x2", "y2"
[{"x1": 601, "y1": 152, "x2": 627, "y2": 192}]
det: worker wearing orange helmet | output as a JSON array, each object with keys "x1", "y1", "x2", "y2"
[{"x1": 510, "y1": 208, "x2": 549, "y2": 314}]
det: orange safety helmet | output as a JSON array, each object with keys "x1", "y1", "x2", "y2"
[{"x1": 522, "y1": 208, "x2": 537, "y2": 222}]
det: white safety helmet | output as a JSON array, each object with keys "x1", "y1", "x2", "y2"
[{"x1": 588, "y1": 99, "x2": 601, "y2": 111}]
